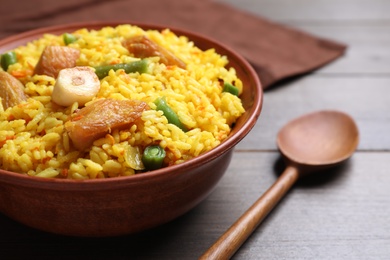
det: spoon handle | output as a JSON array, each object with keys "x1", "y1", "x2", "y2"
[{"x1": 199, "y1": 165, "x2": 300, "y2": 260}]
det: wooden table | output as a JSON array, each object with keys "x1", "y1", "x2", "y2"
[{"x1": 1, "y1": 0, "x2": 389, "y2": 259}]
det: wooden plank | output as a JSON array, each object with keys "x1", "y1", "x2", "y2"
[
  {"x1": 295, "y1": 25, "x2": 390, "y2": 75},
  {"x1": 218, "y1": 0, "x2": 390, "y2": 21},
  {"x1": 237, "y1": 76, "x2": 390, "y2": 151}
]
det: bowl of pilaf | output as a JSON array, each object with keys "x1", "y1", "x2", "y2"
[{"x1": 0, "y1": 21, "x2": 262, "y2": 236}]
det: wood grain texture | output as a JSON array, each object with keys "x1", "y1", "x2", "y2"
[
  {"x1": 1, "y1": 0, "x2": 389, "y2": 259},
  {"x1": 217, "y1": 0, "x2": 390, "y2": 21}
]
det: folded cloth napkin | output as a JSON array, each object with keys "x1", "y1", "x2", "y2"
[{"x1": 0, "y1": 0, "x2": 346, "y2": 89}]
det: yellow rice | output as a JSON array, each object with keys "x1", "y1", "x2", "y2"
[{"x1": 0, "y1": 24, "x2": 245, "y2": 179}]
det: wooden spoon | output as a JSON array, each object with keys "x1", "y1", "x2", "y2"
[{"x1": 199, "y1": 110, "x2": 359, "y2": 260}]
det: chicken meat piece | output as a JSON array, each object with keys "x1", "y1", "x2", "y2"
[
  {"x1": 65, "y1": 98, "x2": 149, "y2": 150},
  {"x1": 34, "y1": 46, "x2": 80, "y2": 78},
  {"x1": 0, "y1": 71, "x2": 27, "y2": 109},
  {"x1": 122, "y1": 35, "x2": 186, "y2": 69}
]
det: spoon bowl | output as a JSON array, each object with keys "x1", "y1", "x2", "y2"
[
  {"x1": 200, "y1": 110, "x2": 359, "y2": 259},
  {"x1": 277, "y1": 110, "x2": 359, "y2": 174}
]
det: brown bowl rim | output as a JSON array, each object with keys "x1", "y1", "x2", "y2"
[{"x1": 0, "y1": 21, "x2": 263, "y2": 189}]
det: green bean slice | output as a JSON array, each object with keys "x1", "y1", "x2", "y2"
[
  {"x1": 142, "y1": 145, "x2": 166, "y2": 171},
  {"x1": 223, "y1": 82, "x2": 239, "y2": 96},
  {"x1": 1, "y1": 51, "x2": 17, "y2": 71},
  {"x1": 94, "y1": 59, "x2": 149, "y2": 79},
  {"x1": 154, "y1": 96, "x2": 188, "y2": 132},
  {"x1": 63, "y1": 33, "x2": 78, "y2": 45}
]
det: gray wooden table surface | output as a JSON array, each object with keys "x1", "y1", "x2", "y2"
[{"x1": 1, "y1": 0, "x2": 389, "y2": 259}]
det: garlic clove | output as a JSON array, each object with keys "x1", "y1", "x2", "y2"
[{"x1": 52, "y1": 66, "x2": 100, "y2": 107}]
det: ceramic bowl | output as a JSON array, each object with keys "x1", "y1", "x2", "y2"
[{"x1": 0, "y1": 21, "x2": 262, "y2": 236}]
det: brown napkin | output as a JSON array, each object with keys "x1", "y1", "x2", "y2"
[{"x1": 0, "y1": 0, "x2": 346, "y2": 89}]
